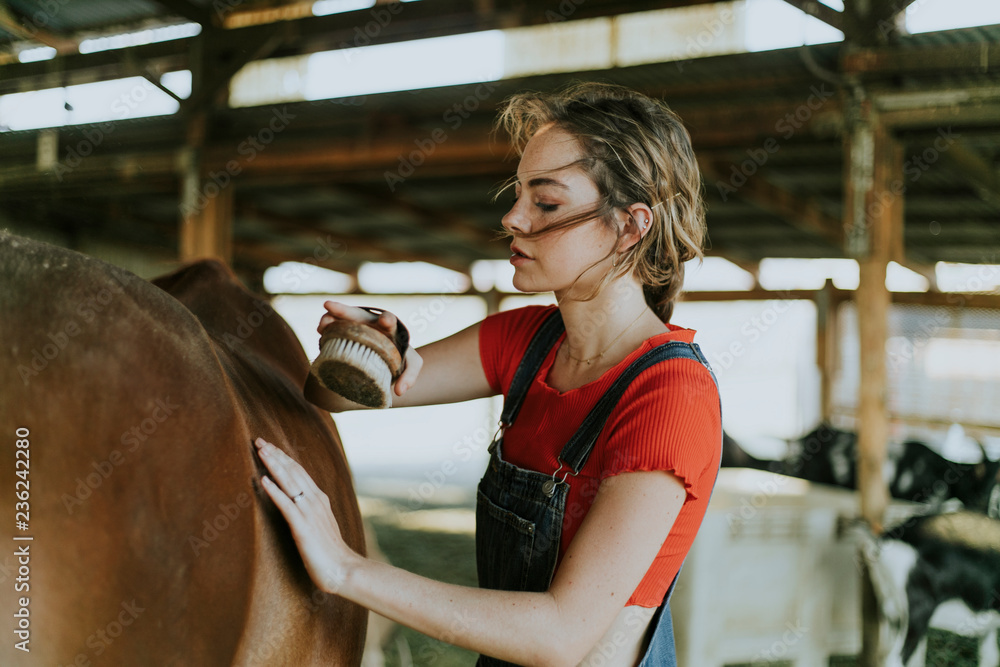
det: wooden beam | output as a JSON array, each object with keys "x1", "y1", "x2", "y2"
[
  {"x1": 701, "y1": 159, "x2": 843, "y2": 247},
  {"x1": 841, "y1": 0, "x2": 912, "y2": 45},
  {"x1": 182, "y1": 24, "x2": 290, "y2": 114},
  {"x1": 0, "y1": 0, "x2": 719, "y2": 93},
  {"x1": 843, "y1": 42, "x2": 1000, "y2": 75},
  {"x1": 0, "y1": 1, "x2": 76, "y2": 53},
  {"x1": 778, "y1": 0, "x2": 845, "y2": 31},
  {"x1": 152, "y1": 0, "x2": 216, "y2": 27},
  {"x1": 239, "y1": 208, "x2": 476, "y2": 274},
  {"x1": 939, "y1": 140, "x2": 1000, "y2": 209},
  {"x1": 894, "y1": 258, "x2": 938, "y2": 291}
]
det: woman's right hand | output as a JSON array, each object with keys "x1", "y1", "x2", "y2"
[{"x1": 318, "y1": 301, "x2": 423, "y2": 397}]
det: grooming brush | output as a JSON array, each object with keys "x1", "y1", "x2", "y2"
[{"x1": 308, "y1": 316, "x2": 405, "y2": 409}]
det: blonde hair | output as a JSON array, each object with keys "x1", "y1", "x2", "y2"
[{"x1": 495, "y1": 82, "x2": 706, "y2": 322}]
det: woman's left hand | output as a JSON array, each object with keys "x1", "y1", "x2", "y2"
[{"x1": 254, "y1": 437, "x2": 359, "y2": 594}]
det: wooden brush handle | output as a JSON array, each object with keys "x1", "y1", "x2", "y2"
[{"x1": 357, "y1": 306, "x2": 410, "y2": 371}]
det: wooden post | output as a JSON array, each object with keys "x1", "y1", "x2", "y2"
[
  {"x1": 177, "y1": 34, "x2": 235, "y2": 265},
  {"x1": 844, "y1": 93, "x2": 904, "y2": 667},
  {"x1": 179, "y1": 111, "x2": 233, "y2": 264},
  {"x1": 816, "y1": 278, "x2": 838, "y2": 422}
]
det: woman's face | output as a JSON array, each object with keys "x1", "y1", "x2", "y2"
[{"x1": 501, "y1": 124, "x2": 619, "y2": 297}]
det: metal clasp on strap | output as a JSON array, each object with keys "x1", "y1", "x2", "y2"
[
  {"x1": 542, "y1": 462, "x2": 573, "y2": 497},
  {"x1": 488, "y1": 420, "x2": 508, "y2": 455}
]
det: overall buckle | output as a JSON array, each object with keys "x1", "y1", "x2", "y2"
[{"x1": 542, "y1": 462, "x2": 573, "y2": 497}]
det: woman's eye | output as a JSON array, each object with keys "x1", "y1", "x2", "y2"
[{"x1": 536, "y1": 202, "x2": 558, "y2": 212}]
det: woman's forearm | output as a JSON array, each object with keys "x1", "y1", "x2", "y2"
[{"x1": 339, "y1": 552, "x2": 578, "y2": 667}]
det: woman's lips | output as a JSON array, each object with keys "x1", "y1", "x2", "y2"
[{"x1": 510, "y1": 245, "x2": 532, "y2": 266}]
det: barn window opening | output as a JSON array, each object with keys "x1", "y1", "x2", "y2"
[{"x1": 78, "y1": 22, "x2": 202, "y2": 55}]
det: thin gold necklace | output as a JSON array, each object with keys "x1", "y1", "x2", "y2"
[{"x1": 563, "y1": 309, "x2": 647, "y2": 366}]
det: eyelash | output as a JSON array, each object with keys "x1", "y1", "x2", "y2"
[{"x1": 511, "y1": 195, "x2": 558, "y2": 213}]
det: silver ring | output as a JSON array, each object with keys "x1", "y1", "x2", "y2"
[{"x1": 291, "y1": 491, "x2": 306, "y2": 503}]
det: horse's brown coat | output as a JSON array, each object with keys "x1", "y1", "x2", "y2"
[{"x1": 0, "y1": 231, "x2": 367, "y2": 665}]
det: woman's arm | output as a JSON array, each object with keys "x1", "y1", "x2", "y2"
[
  {"x1": 255, "y1": 438, "x2": 686, "y2": 667},
  {"x1": 316, "y1": 301, "x2": 493, "y2": 411}
]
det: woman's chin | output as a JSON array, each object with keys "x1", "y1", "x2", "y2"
[{"x1": 510, "y1": 274, "x2": 537, "y2": 294}]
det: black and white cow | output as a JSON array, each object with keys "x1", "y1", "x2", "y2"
[
  {"x1": 720, "y1": 430, "x2": 783, "y2": 472},
  {"x1": 891, "y1": 440, "x2": 1000, "y2": 518},
  {"x1": 776, "y1": 423, "x2": 1000, "y2": 518},
  {"x1": 784, "y1": 422, "x2": 860, "y2": 488},
  {"x1": 862, "y1": 511, "x2": 1000, "y2": 667}
]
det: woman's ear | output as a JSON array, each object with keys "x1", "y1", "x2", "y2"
[{"x1": 617, "y1": 202, "x2": 655, "y2": 253}]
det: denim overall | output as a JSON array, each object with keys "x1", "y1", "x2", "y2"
[{"x1": 476, "y1": 310, "x2": 721, "y2": 667}]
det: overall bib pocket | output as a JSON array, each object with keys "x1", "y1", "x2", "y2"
[{"x1": 476, "y1": 488, "x2": 536, "y2": 592}]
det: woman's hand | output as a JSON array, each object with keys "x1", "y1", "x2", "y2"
[
  {"x1": 254, "y1": 437, "x2": 360, "y2": 594},
  {"x1": 318, "y1": 301, "x2": 423, "y2": 396}
]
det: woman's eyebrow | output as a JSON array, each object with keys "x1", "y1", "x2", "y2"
[{"x1": 525, "y1": 176, "x2": 569, "y2": 190}]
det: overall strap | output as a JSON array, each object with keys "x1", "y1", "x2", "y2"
[
  {"x1": 558, "y1": 341, "x2": 718, "y2": 475},
  {"x1": 498, "y1": 309, "x2": 565, "y2": 428}
]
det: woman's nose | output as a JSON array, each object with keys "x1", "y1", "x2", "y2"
[{"x1": 501, "y1": 200, "x2": 530, "y2": 235}]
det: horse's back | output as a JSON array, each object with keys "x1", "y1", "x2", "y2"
[{"x1": 0, "y1": 231, "x2": 365, "y2": 665}]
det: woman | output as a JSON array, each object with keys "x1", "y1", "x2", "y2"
[{"x1": 255, "y1": 82, "x2": 722, "y2": 667}]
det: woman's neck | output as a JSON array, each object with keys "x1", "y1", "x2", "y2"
[{"x1": 555, "y1": 277, "x2": 664, "y2": 369}]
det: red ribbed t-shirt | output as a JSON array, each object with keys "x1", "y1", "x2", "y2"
[{"x1": 478, "y1": 305, "x2": 722, "y2": 607}]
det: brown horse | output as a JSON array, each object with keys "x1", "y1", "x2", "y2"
[{"x1": 0, "y1": 231, "x2": 367, "y2": 666}]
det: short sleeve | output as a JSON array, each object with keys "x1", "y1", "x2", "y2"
[
  {"x1": 478, "y1": 305, "x2": 558, "y2": 396},
  {"x1": 598, "y1": 357, "x2": 721, "y2": 500}
]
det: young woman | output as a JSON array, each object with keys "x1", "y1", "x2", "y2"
[{"x1": 255, "y1": 82, "x2": 722, "y2": 667}]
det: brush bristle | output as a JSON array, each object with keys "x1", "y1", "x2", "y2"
[{"x1": 310, "y1": 337, "x2": 393, "y2": 408}]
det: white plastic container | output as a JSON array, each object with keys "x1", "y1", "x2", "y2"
[{"x1": 670, "y1": 468, "x2": 917, "y2": 667}]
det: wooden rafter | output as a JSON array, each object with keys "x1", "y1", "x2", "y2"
[
  {"x1": 0, "y1": 1, "x2": 76, "y2": 52},
  {"x1": 238, "y1": 208, "x2": 475, "y2": 274},
  {"x1": 939, "y1": 140, "x2": 1000, "y2": 209},
  {"x1": 700, "y1": 159, "x2": 843, "y2": 247},
  {"x1": 777, "y1": 0, "x2": 845, "y2": 32},
  {"x1": 152, "y1": 0, "x2": 216, "y2": 27}
]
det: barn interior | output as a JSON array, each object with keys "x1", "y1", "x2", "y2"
[{"x1": 2, "y1": 0, "x2": 999, "y2": 665}]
